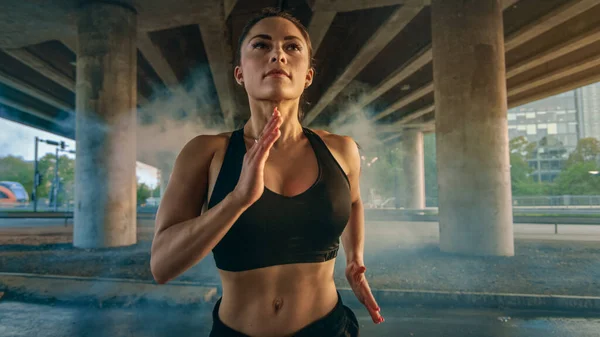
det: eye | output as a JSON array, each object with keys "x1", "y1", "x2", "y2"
[
  {"x1": 252, "y1": 41, "x2": 269, "y2": 49},
  {"x1": 286, "y1": 43, "x2": 302, "y2": 52}
]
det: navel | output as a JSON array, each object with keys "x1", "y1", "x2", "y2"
[{"x1": 272, "y1": 296, "x2": 284, "y2": 313}]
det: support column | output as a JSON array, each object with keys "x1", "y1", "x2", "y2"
[
  {"x1": 156, "y1": 151, "x2": 176, "y2": 198},
  {"x1": 74, "y1": 1, "x2": 138, "y2": 248},
  {"x1": 159, "y1": 167, "x2": 171, "y2": 198},
  {"x1": 431, "y1": 0, "x2": 514, "y2": 256},
  {"x1": 401, "y1": 130, "x2": 425, "y2": 209}
]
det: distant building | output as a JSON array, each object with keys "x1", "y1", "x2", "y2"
[{"x1": 508, "y1": 82, "x2": 600, "y2": 182}]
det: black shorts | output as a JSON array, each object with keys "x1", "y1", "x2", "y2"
[{"x1": 209, "y1": 290, "x2": 360, "y2": 337}]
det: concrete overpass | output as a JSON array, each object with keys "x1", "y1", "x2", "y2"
[{"x1": 1, "y1": 0, "x2": 600, "y2": 255}]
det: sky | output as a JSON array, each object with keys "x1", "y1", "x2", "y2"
[{"x1": 0, "y1": 118, "x2": 159, "y2": 188}]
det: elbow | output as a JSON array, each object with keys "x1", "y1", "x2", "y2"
[
  {"x1": 150, "y1": 256, "x2": 169, "y2": 285},
  {"x1": 150, "y1": 243, "x2": 170, "y2": 285}
]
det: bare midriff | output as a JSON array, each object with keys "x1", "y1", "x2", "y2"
[{"x1": 217, "y1": 259, "x2": 339, "y2": 337}]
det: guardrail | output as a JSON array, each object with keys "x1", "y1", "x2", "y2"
[
  {"x1": 0, "y1": 211, "x2": 156, "y2": 226},
  {"x1": 363, "y1": 209, "x2": 599, "y2": 234},
  {"x1": 1, "y1": 210, "x2": 598, "y2": 234}
]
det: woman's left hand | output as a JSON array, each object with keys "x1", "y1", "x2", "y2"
[{"x1": 345, "y1": 261, "x2": 384, "y2": 324}]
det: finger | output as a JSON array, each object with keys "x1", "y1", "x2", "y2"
[
  {"x1": 249, "y1": 113, "x2": 279, "y2": 156},
  {"x1": 256, "y1": 127, "x2": 280, "y2": 163},
  {"x1": 365, "y1": 290, "x2": 380, "y2": 313},
  {"x1": 361, "y1": 283, "x2": 384, "y2": 324},
  {"x1": 354, "y1": 266, "x2": 366, "y2": 283},
  {"x1": 259, "y1": 110, "x2": 278, "y2": 138},
  {"x1": 367, "y1": 306, "x2": 383, "y2": 324}
]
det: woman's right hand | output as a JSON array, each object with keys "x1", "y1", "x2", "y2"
[{"x1": 231, "y1": 107, "x2": 282, "y2": 208}]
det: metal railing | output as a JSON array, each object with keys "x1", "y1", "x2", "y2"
[{"x1": 424, "y1": 195, "x2": 600, "y2": 208}]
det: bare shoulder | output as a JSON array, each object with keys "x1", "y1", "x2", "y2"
[
  {"x1": 177, "y1": 132, "x2": 232, "y2": 163},
  {"x1": 312, "y1": 129, "x2": 359, "y2": 153},
  {"x1": 312, "y1": 129, "x2": 360, "y2": 175}
]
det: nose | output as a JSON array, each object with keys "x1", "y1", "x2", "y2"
[{"x1": 270, "y1": 46, "x2": 287, "y2": 64}]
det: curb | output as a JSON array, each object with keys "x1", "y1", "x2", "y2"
[
  {"x1": 363, "y1": 288, "x2": 600, "y2": 312},
  {"x1": 0, "y1": 272, "x2": 219, "y2": 307},
  {"x1": 2, "y1": 272, "x2": 600, "y2": 312}
]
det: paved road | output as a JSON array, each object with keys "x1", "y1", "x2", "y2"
[{"x1": 1, "y1": 300, "x2": 599, "y2": 337}]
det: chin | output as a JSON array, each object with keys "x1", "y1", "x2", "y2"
[{"x1": 256, "y1": 87, "x2": 299, "y2": 101}]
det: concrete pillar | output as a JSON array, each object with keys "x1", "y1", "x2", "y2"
[
  {"x1": 431, "y1": 0, "x2": 514, "y2": 256},
  {"x1": 74, "y1": 1, "x2": 138, "y2": 248},
  {"x1": 156, "y1": 151, "x2": 176, "y2": 198},
  {"x1": 401, "y1": 130, "x2": 425, "y2": 209},
  {"x1": 159, "y1": 168, "x2": 171, "y2": 198}
]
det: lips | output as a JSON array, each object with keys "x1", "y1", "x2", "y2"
[{"x1": 265, "y1": 69, "x2": 290, "y2": 78}]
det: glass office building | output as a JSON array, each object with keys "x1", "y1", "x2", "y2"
[{"x1": 508, "y1": 82, "x2": 600, "y2": 182}]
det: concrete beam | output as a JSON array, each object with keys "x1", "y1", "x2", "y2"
[
  {"x1": 199, "y1": 18, "x2": 237, "y2": 129},
  {"x1": 304, "y1": 4, "x2": 423, "y2": 125},
  {"x1": 368, "y1": 0, "x2": 578, "y2": 122},
  {"x1": 507, "y1": 25, "x2": 600, "y2": 79},
  {"x1": 0, "y1": 68, "x2": 71, "y2": 111},
  {"x1": 382, "y1": 133, "x2": 402, "y2": 143},
  {"x1": 310, "y1": 0, "x2": 429, "y2": 12},
  {"x1": 358, "y1": 46, "x2": 431, "y2": 110},
  {"x1": 61, "y1": 38, "x2": 77, "y2": 55},
  {"x1": 392, "y1": 103, "x2": 434, "y2": 125},
  {"x1": 503, "y1": 0, "x2": 521, "y2": 10},
  {"x1": 0, "y1": 97, "x2": 55, "y2": 123},
  {"x1": 136, "y1": 33, "x2": 179, "y2": 87},
  {"x1": 2, "y1": 48, "x2": 74, "y2": 91},
  {"x1": 508, "y1": 69, "x2": 600, "y2": 109},
  {"x1": 379, "y1": 120, "x2": 434, "y2": 133},
  {"x1": 504, "y1": 0, "x2": 599, "y2": 52},
  {"x1": 224, "y1": 0, "x2": 237, "y2": 19},
  {"x1": 508, "y1": 53, "x2": 600, "y2": 97},
  {"x1": 308, "y1": 11, "x2": 336, "y2": 53},
  {"x1": 373, "y1": 83, "x2": 433, "y2": 121}
]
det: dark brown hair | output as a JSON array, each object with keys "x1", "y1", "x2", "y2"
[{"x1": 235, "y1": 7, "x2": 315, "y2": 122}]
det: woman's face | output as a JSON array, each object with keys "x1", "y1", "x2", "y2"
[{"x1": 235, "y1": 17, "x2": 313, "y2": 102}]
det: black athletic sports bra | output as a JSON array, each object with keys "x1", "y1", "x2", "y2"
[{"x1": 207, "y1": 127, "x2": 352, "y2": 272}]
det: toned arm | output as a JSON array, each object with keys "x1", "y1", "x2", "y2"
[
  {"x1": 150, "y1": 135, "x2": 248, "y2": 284},
  {"x1": 313, "y1": 130, "x2": 365, "y2": 264},
  {"x1": 339, "y1": 136, "x2": 365, "y2": 264}
]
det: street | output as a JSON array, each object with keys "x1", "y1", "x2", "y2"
[{"x1": 1, "y1": 300, "x2": 600, "y2": 337}]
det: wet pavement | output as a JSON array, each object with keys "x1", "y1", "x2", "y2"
[{"x1": 1, "y1": 300, "x2": 600, "y2": 337}]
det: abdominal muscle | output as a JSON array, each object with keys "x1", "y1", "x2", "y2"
[{"x1": 217, "y1": 259, "x2": 339, "y2": 337}]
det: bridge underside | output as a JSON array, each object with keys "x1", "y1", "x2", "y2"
[{"x1": 0, "y1": 0, "x2": 598, "y2": 253}]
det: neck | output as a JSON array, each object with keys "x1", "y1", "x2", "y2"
[{"x1": 244, "y1": 98, "x2": 304, "y2": 147}]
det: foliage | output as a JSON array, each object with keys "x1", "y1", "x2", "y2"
[
  {"x1": 0, "y1": 155, "x2": 159, "y2": 206},
  {"x1": 566, "y1": 137, "x2": 600, "y2": 167},
  {"x1": 509, "y1": 136, "x2": 537, "y2": 158},
  {"x1": 137, "y1": 181, "x2": 154, "y2": 205},
  {"x1": 552, "y1": 161, "x2": 600, "y2": 195},
  {"x1": 0, "y1": 155, "x2": 34, "y2": 194}
]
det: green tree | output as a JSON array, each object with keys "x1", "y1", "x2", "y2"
[
  {"x1": 553, "y1": 161, "x2": 600, "y2": 195},
  {"x1": 551, "y1": 137, "x2": 600, "y2": 195},
  {"x1": 137, "y1": 179, "x2": 153, "y2": 205},
  {"x1": 0, "y1": 155, "x2": 34, "y2": 195},
  {"x1": 32, "y1": 153, "x2": 76, "y2": 205},
  {"x1": 510, "y1": 136, "x2": 537, "y2": 158},
  {"x1": 36, "y1": 153, "x2": 55, "y2": 199},
  {"x1": 508, "y1": 136, "x2": 541, "y2": 196},
  {"x1": 566, "y1": 137, "x2": 600, "y2": 167}
]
